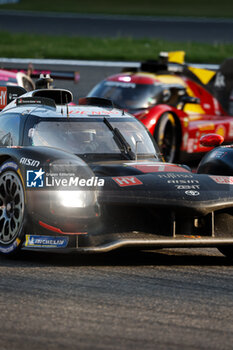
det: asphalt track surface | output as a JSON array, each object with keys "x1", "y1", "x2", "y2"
[
  {"x1": 1, "y1": 249, "x2": 233, "y2": 350},
  {"x1": 0, "y1": 10, "x2": 233, "y2": 43},
  {"x1": 1, "y1": 64, "x2": 233, "y2": 349}
]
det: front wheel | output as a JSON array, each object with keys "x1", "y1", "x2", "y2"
[
  {"x1": 0, "y1": 166, "x2": 25, "y2": 255},
  {"x1": 154, "y1": 113, "x2": 178, "y2": 163}
]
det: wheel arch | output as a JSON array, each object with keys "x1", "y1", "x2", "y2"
[
  {"x1": 0, "y1": 154, "x2": 25, "y2": 184},
  {"x1": 0, "y1": 155, "x2": 13, "y2": 166}
]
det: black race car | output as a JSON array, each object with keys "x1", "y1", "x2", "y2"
[{"x1": 1, "y1": 86, "x2": 233, "y2": 259}]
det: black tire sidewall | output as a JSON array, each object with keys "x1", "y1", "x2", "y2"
[
  {"x1": 0, "y1": 160, "x2": 26, "y2": 255},
  {"x1": 154, "y1": 113, "x2": 177, "y2": 163}
]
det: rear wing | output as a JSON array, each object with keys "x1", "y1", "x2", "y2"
[{"x1": 5, "y1": 67, "x2": 80, "y2": 83}]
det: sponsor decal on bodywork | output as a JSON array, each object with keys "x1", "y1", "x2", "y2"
[
  {"x1": 185, "y1": 190, "x2": 200, "y2": 196},
  {"x1": 17, "y1": 98, "x2": 44, "y2": 105},
  {"x1": 167, "y1": 179, "x2": 200, "y2": 190},
  {"x1": 70, "y1": 109, "x2": 120, "y2": 115},
  {"x1": 211, "y1": 150, "x2": 228, "y2": 159},
  {"x1": 20, "y1": 157, "x2": 40, "y2": 167},
  {"x1": 112, "y1": 176, "x2": 143, "y2": 187},
  {"x1": 167, "y1": 179, "x2": 199, "y2": 184},
  {"x1": 0, "y1": 238, "x2": 21, "y2": 254},
  {"x1": 214, "y1": 72, "x2": 225, "y2": 88},
  {"x1": 0, "y1": 161, "x2": 18, "y2": 173},
  {"x1": 158, "y1": 173, "x2": 193, "y2": 179},
  {"x1": 105, "y1": 81, "x2": 136, "y2": 88},
  {"x1": 177, "y1": 185, "x2": 200, "y2": 190},
  {"x1": 25, "y1": 235, "x2": 69, "y2": 248},
  {"x1": 210, "y1": 175, "x2": 233, "y2": 185}
]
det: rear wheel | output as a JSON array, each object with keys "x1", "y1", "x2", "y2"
[
  {"x1": 0, "y1": 166, "x2": 25, "y2": 254},
  {"x1": 154, "y1": 112, "x2": 178, "y2": 163}
]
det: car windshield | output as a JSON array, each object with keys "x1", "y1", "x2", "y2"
[
  {"x1": 88, "y1": 81, "x2": 164, "y2": 110},
  {"x1": 27, "y1": 117, "x2": 159, "y2": 159}
]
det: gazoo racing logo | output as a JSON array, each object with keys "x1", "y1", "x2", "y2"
[{"x1": 20, "y1": 157, "x2": 40, "y2": 167}]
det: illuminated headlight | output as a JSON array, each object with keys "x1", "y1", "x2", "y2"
[{"x1": 57, "y1": 190, "x2": 95, "y2": 208}]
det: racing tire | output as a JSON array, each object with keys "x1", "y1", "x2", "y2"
[
  {"x1": 218, "y1": 247, "x2": 233, "y2": 260},
  {"x1": 154, "y1": 112, "x2": 178, "y2": 163},
  {"x1": 0, "y1": 163, "x2": 25, "y2": 255}
]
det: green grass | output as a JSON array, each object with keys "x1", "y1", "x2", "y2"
[
  {"x1": 1, "y1": 0, "x2": 233, "y2": 18},
  {"x1": 0, "y1": 32, "x2": 232, "y2": 64}
]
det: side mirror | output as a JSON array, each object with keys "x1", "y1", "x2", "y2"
[
  {"x1": 200, "y1": 133, "x2": 224, "y2": 147},
  {"x1": 180, "y1": 96, "x2": 200, "y2": 104},
  {"x1": 178, "y1": 95, "x2": 200, "y2": 110}
]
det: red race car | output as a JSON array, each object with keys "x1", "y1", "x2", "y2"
[{"x1": 88, "y1": 52, "x2": 233, "y2": 163}]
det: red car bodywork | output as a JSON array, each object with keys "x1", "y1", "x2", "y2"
[
  {"x1": 117, "y1": 73, "x2": 229, "y2": 154},
  {"x1": 88, "y1": 66, "x2": 233, "y2": 162}
]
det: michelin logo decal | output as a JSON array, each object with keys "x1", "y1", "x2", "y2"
[
  {"x1": 25, "y1": 235, "x2": 68, "y2": 248},
  {"x1": 0, "y1": 161, "x2": 18, "y2": 173},
  {"x1": 0, "y1": 239, "x2": 20, "y2": 253}
]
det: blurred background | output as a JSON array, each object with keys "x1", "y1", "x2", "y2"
[{"x1": 0, "y1": 0, "x2": 232, "y2": 101}]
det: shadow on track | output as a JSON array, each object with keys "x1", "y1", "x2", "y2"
[{"x1": 0, "y1": 248, "x2": 231, "y2": 268}]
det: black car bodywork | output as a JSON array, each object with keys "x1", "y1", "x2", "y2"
[{"x1": 1, "y1": 88, "x2": 233, "y2": 258}]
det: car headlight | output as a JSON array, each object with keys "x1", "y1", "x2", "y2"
[{"x1": 57, "y1": 190, "x2": 95, "y2": 208}]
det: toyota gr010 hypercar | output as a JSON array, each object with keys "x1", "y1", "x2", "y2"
[
  {"x1": 88, "y1": 52, "x2": 233, "y2": 163},
  {"x1": 1, "y1": 86, "x2": 233, "y2": 259}
]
